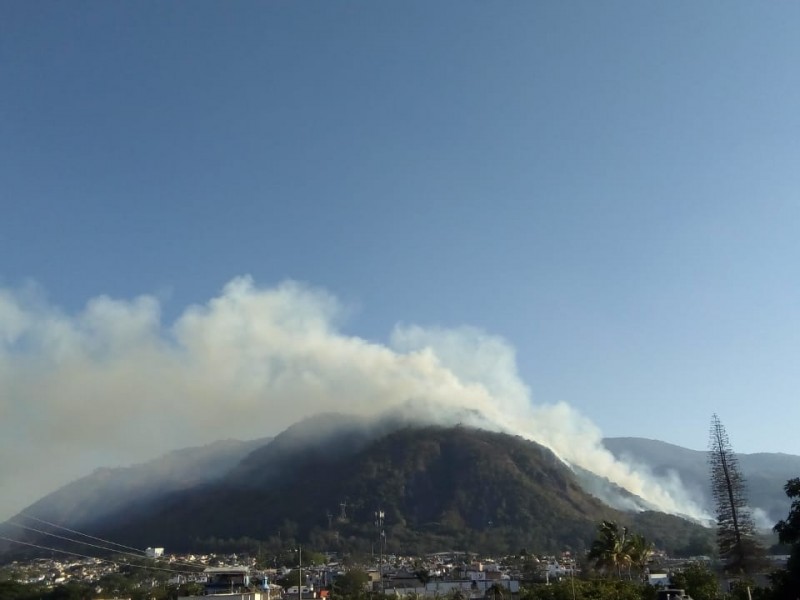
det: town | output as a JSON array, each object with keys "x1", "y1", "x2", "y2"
[{"x1": 1, "y1": 541, "x2": 773, "y2": 600}]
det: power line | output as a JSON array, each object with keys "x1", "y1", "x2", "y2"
[
  {"x1": 15, "y1": 513, "x2": 202, "y2": 569},
  {"x1": 19, "y1": 513, "x2": 143, "y2": 552},
  {"x1": 0, "y1": 535, "x2": 196, "y2": 574},
  {"x1": 6, "y1": 521, "x2": 154, "y2": 563}
]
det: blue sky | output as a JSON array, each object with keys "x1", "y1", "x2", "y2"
[{"x1": 2, "y1": 0, "x2": 800, "y2": 500}]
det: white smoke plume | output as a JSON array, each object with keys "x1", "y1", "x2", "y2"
[
  {"x1": 0, "y1": 277, "x2": 707, "y2": 521},
  {"x1": 751, "y1": 507, "x2": 775, "y2": 532}
]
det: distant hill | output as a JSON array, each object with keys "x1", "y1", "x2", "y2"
[
  {"x1": 603, "y1": 437, "x2": 800, "y2": 526},
  {"x1": 0, "y1": 437, "x2": 269, "y2": 553},
  {"x1": 89, "y1": 425, "x2": 708, "y2": 556}
]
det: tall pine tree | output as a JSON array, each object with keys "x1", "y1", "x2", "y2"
[{"x1": 708, "y1": 413, "x2": 763, "y2": 574}]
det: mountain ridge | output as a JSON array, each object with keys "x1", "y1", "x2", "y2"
[
  {"x1": 5, "y1": 423, "x2": 797, "y2": 559},
  {"x1": 84, "y1": 425, "x2": 711, "y2": 556}
]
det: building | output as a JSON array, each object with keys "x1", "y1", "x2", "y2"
[
  {"x1": 382, "y1": 578, "x2": 520, "y2": 598},
  {"x1": 179, "y1": 594, "x2": 270, "y2": 600},
  {"x1": 203, "y1": 566, "x2": 251, "y2": 594}
]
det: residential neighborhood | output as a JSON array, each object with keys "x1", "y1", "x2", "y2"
[{"x1": 2, "y1": 543, "x2": 777, "y2": 600}]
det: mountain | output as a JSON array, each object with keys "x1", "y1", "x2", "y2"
[
  {"x1": 11, "y1": 422, "x2": 799, "y2": 559},
  {"x1": 0, "y1": 437, "x2": 269, "y2": 549},
  {"x1": 226, "y1": 412, "x2": 403, "y2": 487},
  {"x1": 603, "y1": 437, "x2": 800, "y2": 526},
  {"x1": 86, "y1": 424, "x2": 708, "y2": 556}
]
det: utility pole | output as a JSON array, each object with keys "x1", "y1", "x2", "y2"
[
  {"x1": 570, "y1": 558, "x2": 576, "y2": 600},
  {"x1": 298, "y1": 545, "x2": 303, "y2": 600},
  {"x1": 374, "y1": 509, "x2": 385, "y2": 597}
]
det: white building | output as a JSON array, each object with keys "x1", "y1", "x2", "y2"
[
  {"x1": 145, "y1": 547, "x2": 165, "y2": 558},
  {"x1": 648, "y1": 573, "x2": 670, "y2": 587}
]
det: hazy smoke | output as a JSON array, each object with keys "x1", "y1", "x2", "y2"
[
  {"x1": 751, "y1": 507, "x2": 775, "y2": 532},
  {"x1": 0, "y1": 277, "x2": 707, "y2": 521}
]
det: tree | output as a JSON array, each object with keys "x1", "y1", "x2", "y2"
[
  {"x1": 772, "y1": 478, "x2": 800, "y2": 600},
  {"x1": 0, "y1": 581, "x2": 43, "y2": 600},
  {"x1": 669, "y1": 563, "x2": 720, "y2": 600},
  {"x1": 708, "y1": 413, "x2": 763, "y2": 574},
  {"x1": 488, "y1": 583, "x2": 505, "y2": 600},
  {"x1": 775, "y1": 478, "x2": 800, "y2": 546},
  {"x1": 587, "y1": 520, "x2": 632, "y2": 578},
  {"x1": 277, "y1": 569, "x2": 305, "y2": 589},
  {"x1": 333, "y1": 568, "x2": 370, "y2": 600},
  {"x1": 413, "y1": 568, "x2": 431, "y2": 585},
  {"x1": 626, "y1": 533, "x2": 653, "y2": 580},
  {"x1": 588, "y1": 521, "x2": 654, "y2": 580},
  {"x1": 519, "y1": 579, "x2": 647, "y2": 600}
]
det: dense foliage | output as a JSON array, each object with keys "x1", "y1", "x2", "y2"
[
  {"x1": 0, "y1": 579, "x2": 205, "y2": 600},
  {"x1": 333, "y1": 568, "x2": 371, "y2": 599},
  {"x1": 520, "y1": 579, "x2": 657, "y2": 600},
  {"x1": 771, "y1": 478, "x2": 800, "y2": 600},
  {"x1": 669, "y1": 563, "x2": 720, "y2": 600}
]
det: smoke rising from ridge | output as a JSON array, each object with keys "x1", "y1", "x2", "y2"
[{"x1": 0, "y1": 277, "x2": 707, "y2": 521}]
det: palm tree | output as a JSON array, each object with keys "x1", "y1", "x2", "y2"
[
  {"x1": 587, "y1": 520, "x2": 633, "y2": 578},
  {"x1": 626, "y1": 533, "x2": 654, "y2": 581}
]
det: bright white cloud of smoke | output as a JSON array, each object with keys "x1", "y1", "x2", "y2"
[{"x1": 0, "y1": 277, "x2": 707, "y2": 521}]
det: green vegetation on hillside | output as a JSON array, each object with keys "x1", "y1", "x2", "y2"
[{"x1": 93, "y1": 426, "x2": 711, "y2": 556}]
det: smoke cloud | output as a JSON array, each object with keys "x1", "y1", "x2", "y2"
[{"x1": 0, "y1": 277, "x2": 707, "y2": 521}]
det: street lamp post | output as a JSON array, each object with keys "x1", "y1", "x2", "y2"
[{"x1": 374, "y1": 510, "x2": 385, "y2": 597}]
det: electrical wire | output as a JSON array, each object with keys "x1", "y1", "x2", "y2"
[
  {"x1": 18, "y1": 513, "x2": 141, "y2": 552},
  {"x1": 6, "y1": 521, "x2": 159, "y2": 564},
  {"x1": 15, "y1": 513, "x2": 205, "y2": 569},
  {"x1": 0, "y1": 535, "x2": 197, "y2": 574}
]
